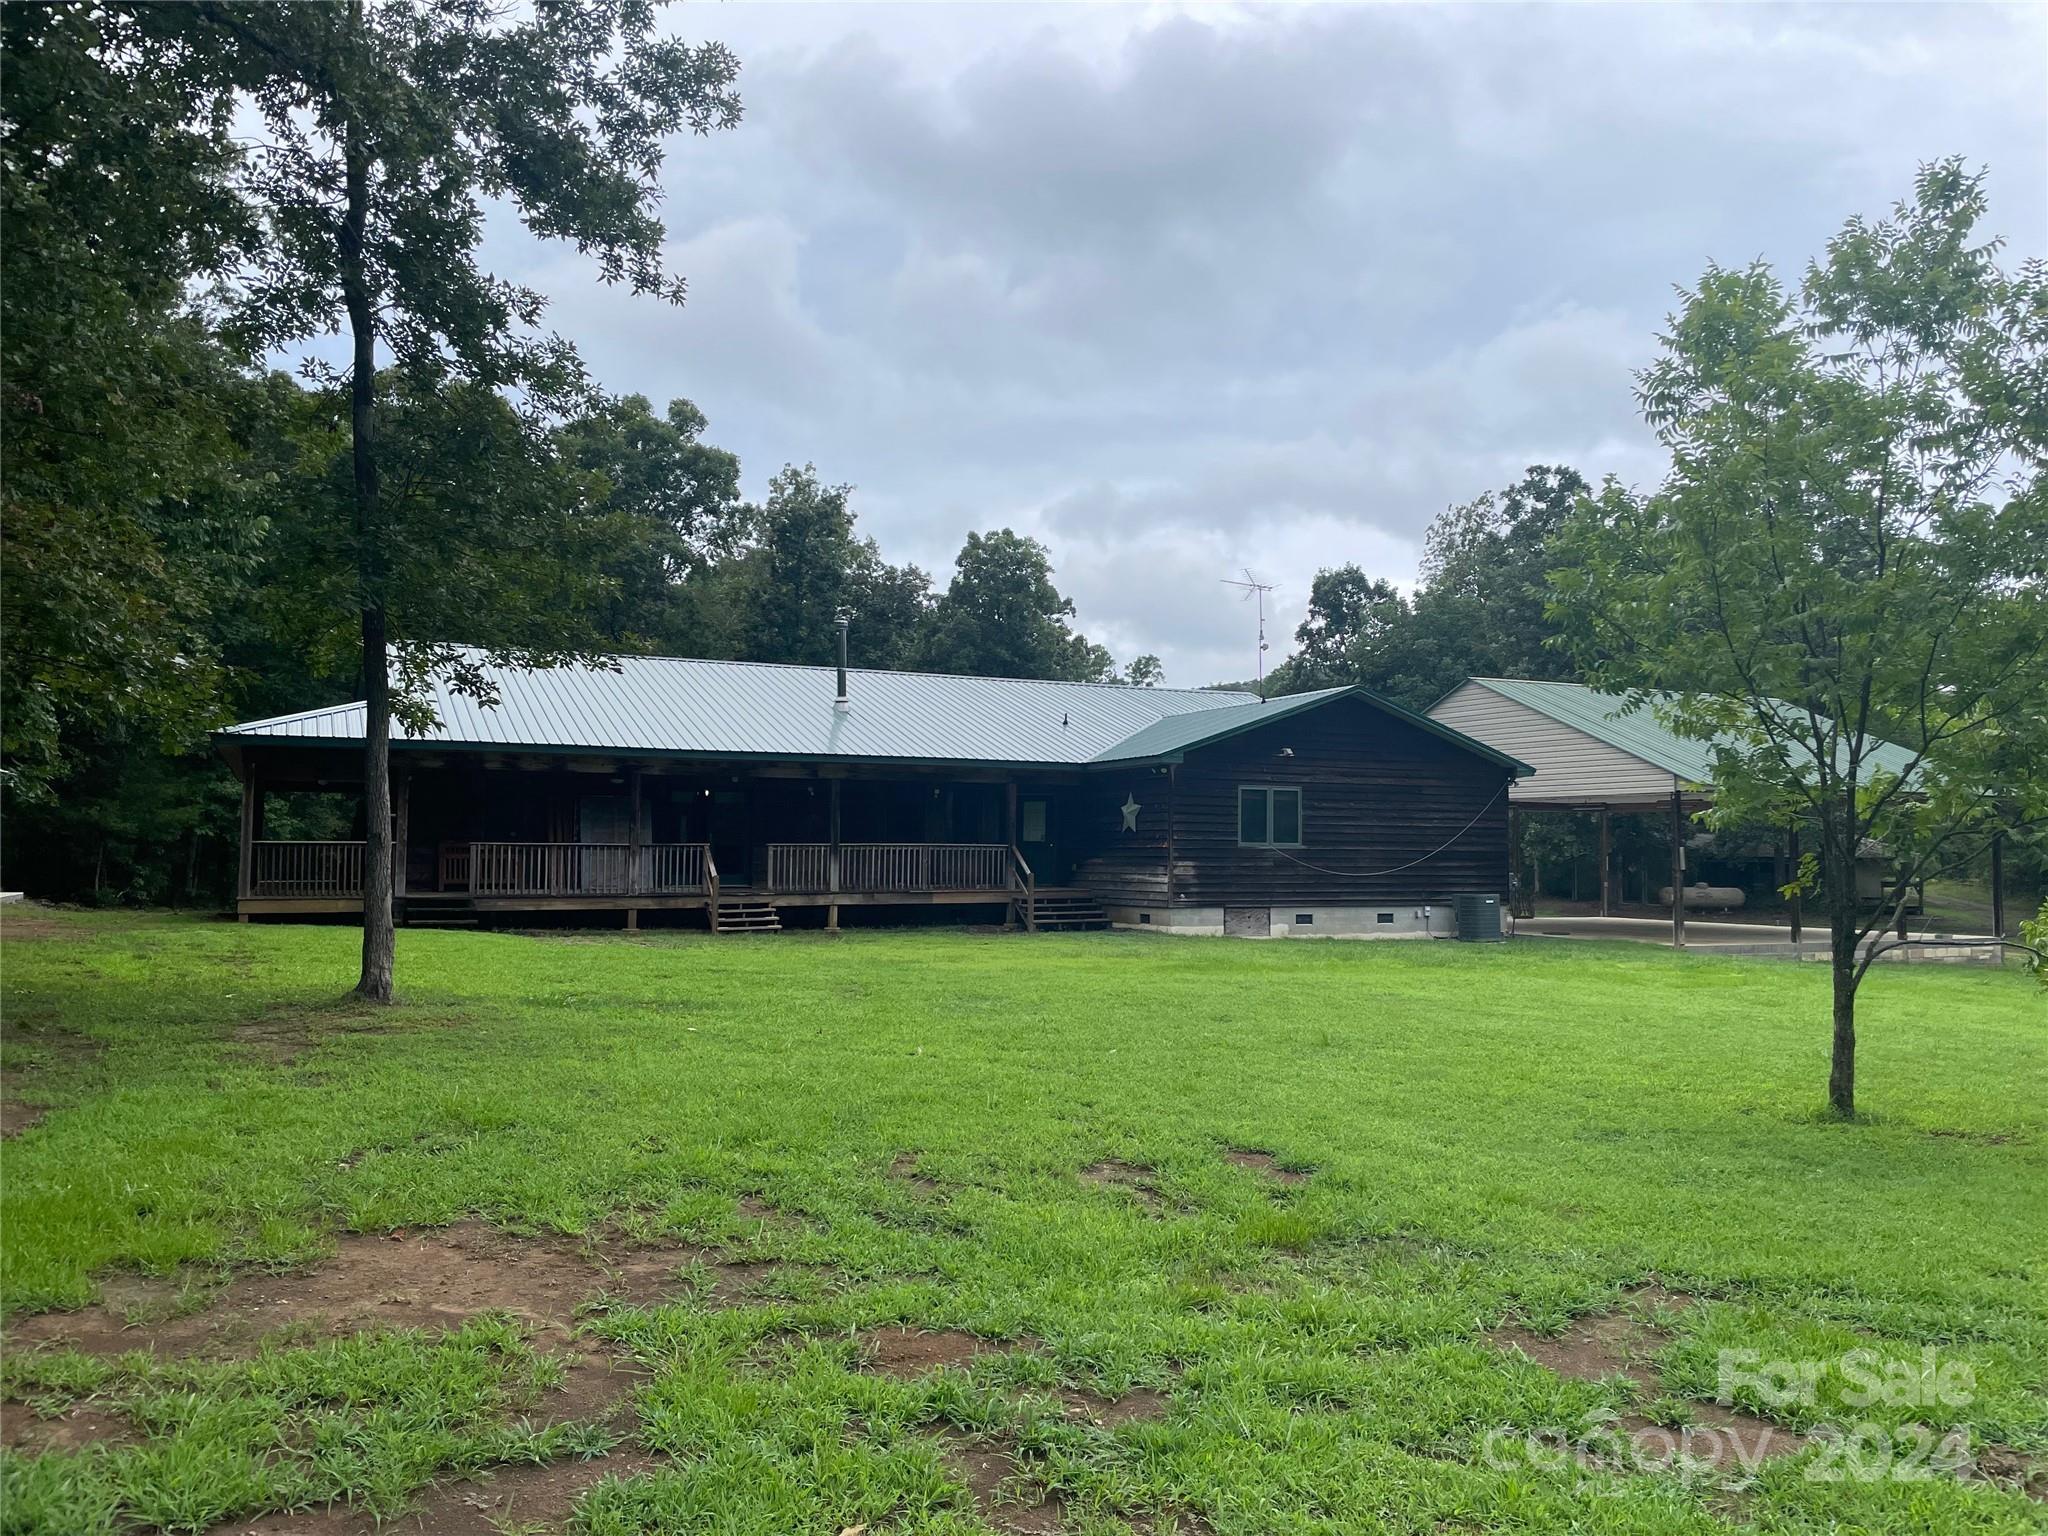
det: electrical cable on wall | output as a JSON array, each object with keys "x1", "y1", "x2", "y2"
[{"x1": 1262, "y1": 781, "x2": 1510, "y2": 879}]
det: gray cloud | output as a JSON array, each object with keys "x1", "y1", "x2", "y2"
[{"x1": 494, "y1": 3, "x2": 2047, "y2": 682}]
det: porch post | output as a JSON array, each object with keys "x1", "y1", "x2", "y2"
[
  {"x1": 1597, "y1": 806, "x2": 1612, "y2": 917},
  {"x1": 628, "y1": 768, "x2": 643, "y2": 894},
  {"x1": 1787, "y1": 824, "x2": 1803, "y2": 945},
  {"x1": 827, "y1": 777, "x2": 841, "y2": 932},
  {"x1": 237, "y1": 767, "x2": 258, "y2": 915},
  {"x1": 1668, "y1": 786, "x2": 1686, "y2": 949},
  {"x1": 1989, "y1": 831, "x2": 2005, "y2": 938},
  {"x1": 393, "y1": 767, "x2": 410, "y2": 900}
]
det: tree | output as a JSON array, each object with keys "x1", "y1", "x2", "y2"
[
  {"x1": 0, "y1": 3, "x2": 267, "y2": 804},
  {"x1": 844, "y1": 546, "x2": 934, "y2": 672},
  {"x1": 1422, "y1": 464, "x2": 1588, "y2": 678},
  {"x1": 1550, "y1": 161, "x2": 2048, "y2": 1116},
  {"x1": 554, "y1": 395, "x2": 745, "y2": 653},
  {"x1": 164, "y1": 0, "x2": 741, "y2": 1000},
  {"x1": 1120, "y1": 655, "x2": 1166, "y2": 688},
  {"x1": 1288, "y1": 566, "x2": 1401, "y2": 690},
  {"x1": 1261, "y1": 466, "x2": 1588, "y2": 710},
  {"x1": 923, "y1": 529, "x2": 1112, "y2": 681}
]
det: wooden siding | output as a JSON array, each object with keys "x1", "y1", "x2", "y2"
[
  {"x1": 1068, "y1": 768, "x2": 1175, "y2": 904},
  {"x1": 1162, "y1": 694, "x2": 1510, "y2": 904},
  {"x1": 1429, "y1": 681, "x2": 1675, "y2": 805}
]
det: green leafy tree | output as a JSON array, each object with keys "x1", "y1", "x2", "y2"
[
  {"x1": 554, "y1": 395, "x2": 745, "y2": 653},
  {"x1": 161, "y1": 0, "x2": 741, "y2": 1000},
  {"x1": 1551, "y1": 161, "x2": 2048, "y2": 1116},
  {"x1": 923, "y1": 529, "x2": 1111, "y2": 681},
  {"x1": 1422, "y1": 465, "x2": 1588, "y2": 673},
  {"x1": 1288, "y1": 566, "x2": 1401, "y2": 690},
  {"x1": 0, "y1": 3, "x2": 267, "y2": 804},
  {"x1": 1120, "y1": 655, "x2": 1166, "y2": 688},
  {"x1": 844, "y1": 546, "x2": 934, "y2": 672},
  {"x1": 1262, "y1": 466, "x2": 1588, "y2": 710}
]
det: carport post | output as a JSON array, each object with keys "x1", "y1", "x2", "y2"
[
  {"x1": 1598, "y1": 807, "x2": 1612, "y2": 917},
  {"x1": 1668, "y1": 787, "x2": 1685, "y2": 949},
  {"x1": 1787, "y1": 825, "x2": 1802, "y2": 944}
]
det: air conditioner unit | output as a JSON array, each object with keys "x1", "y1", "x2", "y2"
[{"x1": 1453, "y1": 892, "x2": 1504, "y2": 943}]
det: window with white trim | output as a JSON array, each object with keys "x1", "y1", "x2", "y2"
[{"x1": 1238, "y1": 786, "x2": 1303, "y2": 847}]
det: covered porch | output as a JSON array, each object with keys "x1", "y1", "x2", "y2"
[{"x1": 231, "y1": 746, "x2": 1103, "y2": 930}]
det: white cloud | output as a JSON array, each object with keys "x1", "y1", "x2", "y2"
[{"x1": 484, "y1": 1, "x2": 2046, "y2": 682}]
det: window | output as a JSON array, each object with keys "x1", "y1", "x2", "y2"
[
  {"x1": 1294, "y1": 913, "x2": 1314, "y2": 925},
  {"x1": 1376, "y1": 912, "x2": 1395, "y2": 925},
  {"x1": 1238, "y1": 786, "x2": 1303, "y2": 847},
  {"x1": 1020, "y1": 799, "x2": 1048, "y2": 844}
]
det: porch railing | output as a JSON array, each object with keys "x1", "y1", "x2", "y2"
[
  {"x1": 243, "y1": 839, "x2": 1015, "y2": 902},
  {"x1": 767, "y1": 842, "x2": 1010, "y2": 894},
  {"x1": 250, "y1": 840, "x2": 365, "y2": 899},
  {"x1": 466, "y1": 842, "x2": 715, "y2": 897},
  {"x1": 766, "y1": 843, "x2": 832, "y2": 893},
  {"x1": 645, "y1": 842, "x2": 711, "y2": 893}
]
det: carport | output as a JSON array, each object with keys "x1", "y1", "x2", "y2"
[{"x1": 1427, "y1": 678, "x2": 1945, "y2": 948}]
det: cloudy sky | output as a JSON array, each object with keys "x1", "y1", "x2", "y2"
[{"x1": 499, "y1": 2, "x2": 2046, "y2": 686}]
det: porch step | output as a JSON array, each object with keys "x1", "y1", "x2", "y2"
[
  {"x1": 402, "y1": 898, "x2": 478, "y2": 930},
  {"x1": 1024, "y1": 890, "x2": 1111, "y2": 931},
  {"x1": 713, "y1": 900, "x2": 781, "y2": 935}
]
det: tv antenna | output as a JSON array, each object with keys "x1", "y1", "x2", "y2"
[{"x1": 1221, "y1": 569, "x2": 1278, "y2": 698}]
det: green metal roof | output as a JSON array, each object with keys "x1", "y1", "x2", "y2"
[
  {"x1": 1458, "y1": 677, "x2": 1919, "y2": 785},
  {"x1": 219, "y1": 650, "x2": 1529, "y2": 774}
]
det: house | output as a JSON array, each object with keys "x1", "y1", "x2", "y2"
[
  {"x1": 1427, "y1": 677, "x2": 1920, "y2": 933},
  {"x1": 218, "y1": 641, "x2": 1530, "y2": 935}
]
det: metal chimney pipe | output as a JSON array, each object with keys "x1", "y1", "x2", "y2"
[{"x1": 834, "y1": 616, "x2": 850, "y2": 710}]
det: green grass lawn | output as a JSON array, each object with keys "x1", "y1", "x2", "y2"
[{"x1": 1, "y1": 909, "x2": 2043, "y2": 1534}]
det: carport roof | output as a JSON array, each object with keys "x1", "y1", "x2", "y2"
[{"x1": 1455, "y1": 677, "x2": 1919, "y2": 785}]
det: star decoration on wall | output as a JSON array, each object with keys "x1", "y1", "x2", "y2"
[{"x1": 1120, "y1": 793, "x2": 1142, "y2": 832}]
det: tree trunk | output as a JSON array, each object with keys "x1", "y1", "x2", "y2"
[
  {"x1": 1825, "y1": 840, "x2": 1858, "y2": 1117},
  {"x1": 341, "y1": 29, "x2": 394, "y2": 1003},
  {"x1": 1828, "y1": 943, "x2": 1857, "y2": 1117}
]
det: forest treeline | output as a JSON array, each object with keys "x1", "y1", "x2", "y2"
[{"x1": 3, "y1": 365, "x2": 1162, "y2": 902}]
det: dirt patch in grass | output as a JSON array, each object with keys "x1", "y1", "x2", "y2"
[
  {"x1": 1925, "y1": 1127, "x2": 2019, "y2": 1147},
  {"x1": 211, "y1": 1450, "x2": 664, "y2": 1535},
  {"x1": 1491, "y1": 1312, "x2": 1658, "y2": 1390},
  {"x1": 940, "y1": 1430, "x2": 1064, "y2": 1534},
  {"x1": 8, "y1": 1223, "x2": 777, "y2": 1358},
  {"x1": 858, "y1": 1325, "x2": 1002, "y2": 1376},
  {"x1": 1488, "y1": 1286, "x2": 1810, "y2": 1471},
  {"x1": 1081, "y1": 1159, "x2": 1164, "y2": 1211},
  {"x1": 227, "y1": 1004, "x2": 452, "y2": 1066},
  {"x1": 1223, "y1": 1149, "x2": 1312, "y2": 1186},
  {"x1": 1, "y1": 1013, "x2": 103, "y2": 1138},
  {"x1": 1, "y1": 1399, "x2": 137, "y2": 1454},
  {"x1": 1, "y1": 1096, "x2": 48, "y2": 1137},
  {"x1": 1058, "y1": 1385, "x2": 1170, "y2": 1425},
  {"x1": 0, "y1": 906, "x2": 96, "y2": 943},
  {"x1": 891, "y1": 1152, "x2": 943, "y2": 1192},
  {"x1": 1975, "y1": 1446, "x2": 2048, "y2": 1503}
]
